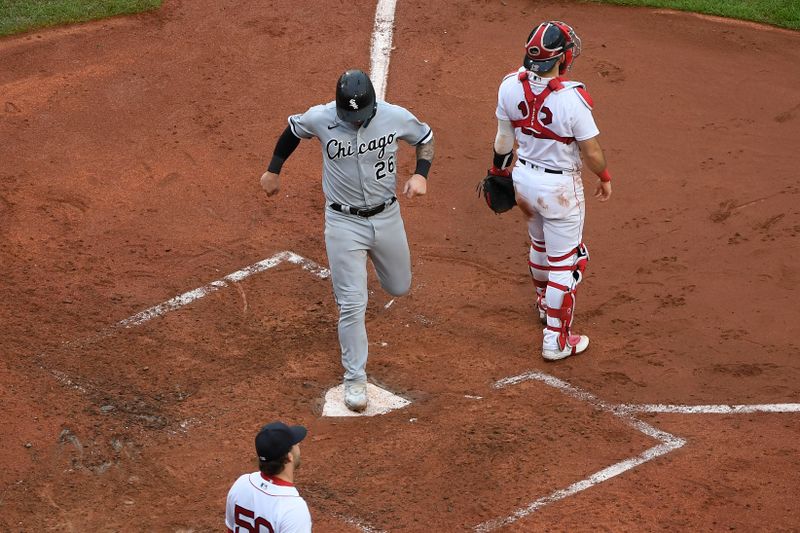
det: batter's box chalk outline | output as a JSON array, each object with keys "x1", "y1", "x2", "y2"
[
  {"x1": 117, "y1": 251, "x2": 330, "y2": 328},
  {"x1": 473, "y1": 371, "x2": 799, "y2": 531},
  {"x1": 42, "y1": 251, "x2": 329, "y2": 395},
  {"x1": 46, "y1": 251, "x2": 406, "y2": 420},
  {"x1": 111, "y1": 251, "x2": 410, "y2": 418}
]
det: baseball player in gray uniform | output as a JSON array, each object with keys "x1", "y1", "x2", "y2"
[{"x1": 260, "y1": 69, "x2": 434, "y2": 412}]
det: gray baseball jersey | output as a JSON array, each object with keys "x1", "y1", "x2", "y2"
[{"x1": 288, "y1": 101, "x2": 432, "y2": 207}]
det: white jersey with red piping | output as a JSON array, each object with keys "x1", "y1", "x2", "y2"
[
  {"x1": 225, "y1": 472, "x2": 312, "y2": 533},
  {"x1": 496, "y1": 68, "x2": 599, "y2": 172}
]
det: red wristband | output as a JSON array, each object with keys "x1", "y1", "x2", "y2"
[
  {"x1": 489, "y1": 165, "x2": 511, "y2": 178},
  {"x1": 597, "y1": 169, "x2": 612, "y2": 183}
]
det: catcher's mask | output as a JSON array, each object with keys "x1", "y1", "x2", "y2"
[
  {"x1": 335, "y1": 69, "x2": 377, "y2": 126},
  {"x1": 523, "y1": 21, "x2": 581, "y2": 75}
]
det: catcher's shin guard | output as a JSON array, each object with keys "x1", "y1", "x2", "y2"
[
  {"x1": 545, "y1": 244, "x2": 589, "y2": 350},
  {"x1": 528, "y1": 238, "x2": 549, "y2": 324},
  {"x1": 546, "y1": 282, "x2": 575, "y2": 350}
]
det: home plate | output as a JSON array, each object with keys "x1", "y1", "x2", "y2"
[{"x1": 322, "y1": 383, "x2": 411, "y2": 417}]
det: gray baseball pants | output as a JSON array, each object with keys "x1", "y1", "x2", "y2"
[{"x1": 324, "y1": 201, "x2": 411, "y2": 384}]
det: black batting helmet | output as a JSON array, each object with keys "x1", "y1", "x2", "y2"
[{"x1": 335, "y1": 69, "x2": 377, "y2": 124}]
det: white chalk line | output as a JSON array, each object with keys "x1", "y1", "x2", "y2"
[
  {"x1": 44, "y1": 251, "x2": 328, "y2": 395},
  {"x1": 473, "y1": 439, "x2": 682, "y2": 533},
  {"x1": 621, "y1": 403, "x2": 800, "y2": 414},
  {"x1": 477, "y1": 371, "x2": 685, "y2": 531},
  {"x1": 117, "y1": 251, "x2": 329, "y2": 328},
  {"x1": 478, "y1": 367, "x2": 796, "y2": 531},
  {"x1": 369, "y1": 0, "x2": 397, "y2": 100},
  {"x1": 339, "y1": 514, "x2": 387, "y2": 533},
  {"x1": 495, "y1": 370, "x2": 618, "y2": 413},
  {"x1": 494, "y1": 371, "x2": 800, "y2": 416},
  {"x1": 50, "y1": 369, "x2": 89, "y2": 394}
]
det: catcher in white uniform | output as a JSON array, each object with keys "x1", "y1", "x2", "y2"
[{"x1": 489, "y1": 21, "x2": 613, "y2": 360}]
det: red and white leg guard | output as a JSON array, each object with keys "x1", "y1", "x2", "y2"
[
  {"x1": 528, "y1": 238, "x2": 549, "y2": 323},
  {"x1": 546, "y1": 281, "x2": 576, "y2": 350},
  {"x1": 544, "y1": 244, "x2": 589, "y2": 351}
]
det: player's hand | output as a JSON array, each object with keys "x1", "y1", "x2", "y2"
[
  {"x1": 594, "y1": 180, "x2": 612, "y2": 202},
  {"x1": 260, "y1": 171, "x2": 280, "y2": 197},
  {"x1": 403, "y1": 174, "x2": 427, "y2": 199}
]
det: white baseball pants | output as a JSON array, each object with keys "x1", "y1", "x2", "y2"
[{"x1": 513, "y1": 163, "x2": 586, "y2": 351}]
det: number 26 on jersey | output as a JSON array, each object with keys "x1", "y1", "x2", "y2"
[{"x1": 374, "y1": 155, "x2": 395, "y2": 180}]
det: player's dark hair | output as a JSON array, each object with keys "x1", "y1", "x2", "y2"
[{"x1": 259, "y1": 457, "x2": 288, "y2": 476}]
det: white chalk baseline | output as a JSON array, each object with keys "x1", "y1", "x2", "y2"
[
  {"x1": 473, "y1": 372, "x2": 799, "y2": 531},
  {"x1": 117, "y1": 251, "x2": 330, "y2": 328}
]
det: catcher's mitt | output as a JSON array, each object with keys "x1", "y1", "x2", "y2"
[{"x1": 478, "y1": 168, "x2": 516, "y2": 214}]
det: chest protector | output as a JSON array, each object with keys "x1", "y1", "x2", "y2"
[{"x1": 510, "y1": 70, "x2": 583, "y2": 145}]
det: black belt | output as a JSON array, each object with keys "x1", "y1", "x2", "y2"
[
  {"x1": 329, "y1": 196, "x2": 397, "y2": 218},
  {"x1": 518, "y1": 158, "x2": 564, "y2": 174}
]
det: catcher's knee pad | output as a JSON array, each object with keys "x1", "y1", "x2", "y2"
[
  {"x1": 547, "y1": 243, "x2": 589, "y2": 282},
  {"x1": 545, "y1": 243, "x2": 590, "y2": 350},
  {"x1": 573, "y1": 243, "x2": 589, "y2": 283}
]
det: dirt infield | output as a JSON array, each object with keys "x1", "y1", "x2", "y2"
[{"x1": 2, "y1": 0, "x2": 799, "y2": 531}]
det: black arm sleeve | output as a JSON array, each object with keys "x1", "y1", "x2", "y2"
[{"x1": 267, "y1": 125, "x2": 302, "y2": 174}]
